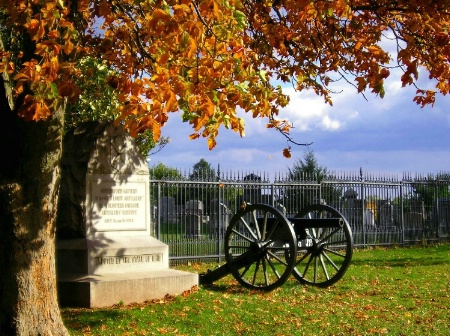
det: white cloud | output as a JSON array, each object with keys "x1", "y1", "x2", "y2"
[
  {"x1": 278, "y1": 87, "x2": 346, "y2": 132},
  {"x1": 321, "y1": 115, "x2": 342, "y2": 130},
  {"x1": 237, "y1": 86, "x2": 345, "y2": 136}
]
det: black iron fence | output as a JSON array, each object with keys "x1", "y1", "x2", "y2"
[{"x1": 149, "y1": 170, "x2": 450, "y2": 264}]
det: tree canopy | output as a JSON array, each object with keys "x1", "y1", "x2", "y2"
[
  {"x1": 282, "y1": 149, "x2": 341, "y2": 209},
  {"x1": 1, "y1": 0, "x2": 449, "y2": 156},
  {"x1": 149, "y1": 161, "x2": 184, "y2": 180},
  {"x1": 410, "y1": 173, "x2": 450, "y2": 207},
  {"x1": 288, "y1": 149, "x2": 328, "y2": 181},
  {"x1": 190, "y1": 158, "x2": 216, "y2": 180}
]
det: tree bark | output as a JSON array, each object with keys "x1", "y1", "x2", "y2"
[{"x1": 0, "y1": 78, "x2": 69, "y2": 335}]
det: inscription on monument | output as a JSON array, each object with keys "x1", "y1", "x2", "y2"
[
  {"x1": 97, "y1": 188, "x2": 142, "y2": 220},
  {"x1": 95, "y1": 254, "x2": 163, "y2": 266},
  {"x1": 90, "y1": 178, "x2": 147, "y2": 232}
]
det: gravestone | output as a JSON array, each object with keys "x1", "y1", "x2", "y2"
[
  {"x1": 56, "y1": 122, "x2": 197, "y2": 307},
  {"x1": 379, "y1": 202, "x2": 394, "y2": 228},
  {"x1": 437, "y1": 198, "x2": 450, "y2": 237},
  {"x1": 150, "y1": 204, "x2": 158, "y2": 237},
  {"x1": 185, "y1": 200, "x2": 203, "y2": 237},
  {"x1": 404, "y1": 212, "x2": 424, "y2": 227},
  {"x1": 243, "y1": 173, "x2": 262, "y2": 203},
  {"x1": 209, "y1": 199, "x2": 230, "y2": 238},
  {"x1": 364, "y1": 209, "x2": 375, "y2": 230},
  {"x1": 159, "y1": 196, "x2": 177, "y2": 225}
]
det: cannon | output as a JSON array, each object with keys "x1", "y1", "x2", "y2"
[{"x1": 199, "y1": 203, "x2": 353, "y2": 290}]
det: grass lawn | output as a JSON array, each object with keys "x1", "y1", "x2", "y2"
[{"x1": 63, "y1": 244, "x2": 450, "y2": 335}]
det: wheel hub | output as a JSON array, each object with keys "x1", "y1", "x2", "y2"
[
  {"x1": 250, "y1": 241, "x2": 265, "y2": 253},
  {"x1": 309, "y1": 239, "x2": 323, "y2": 256}
]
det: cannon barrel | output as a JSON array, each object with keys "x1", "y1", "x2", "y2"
[{"x1": 199, "y1": 249, "x2": 263, "y2": 284}]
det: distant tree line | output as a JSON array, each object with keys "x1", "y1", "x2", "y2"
[{"x1": 149, "y1": 150, "x2": 342, "y2": 211}]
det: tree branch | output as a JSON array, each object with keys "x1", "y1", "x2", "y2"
[{"x1": 0, "y1": 34, "x2": 16, "y2": 111}]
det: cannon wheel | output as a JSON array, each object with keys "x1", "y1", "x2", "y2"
[
  {"x1": 224, "y1": 203, "x2": 297, "y2": 291},
  {"x1": 291, "y1": 204, "x2": 353, "y2": 287}
]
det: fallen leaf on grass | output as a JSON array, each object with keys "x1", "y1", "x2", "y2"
[
  {"x1": 367, "y1": 327, "x2": 388, "y2": 334},
  {"x1": 157, "y1": 327, "x2": 179, "y2": 334},
  {"x1": 354, "y1": 311, "x2": 370, "y2": 320}
]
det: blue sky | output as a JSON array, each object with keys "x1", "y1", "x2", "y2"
[{"x1": 148, "y1": 67, "x2": 450, "y2": 178}]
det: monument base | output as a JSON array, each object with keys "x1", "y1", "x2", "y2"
[
  {"x1": 57, "y1": 236, "x2": 171, "y2": 275},
  {"x1": 58, "y1": 269, "x2": 198, "y2": 308},
  {"x1": 56, "y1": 236, "x2": 199, "y2": 308}
]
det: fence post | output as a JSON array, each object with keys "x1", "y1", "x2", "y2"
[
  {"x1": 217, "y1": 180, "x2": 222, "y2": 262},
  {"x1": 318, "y1": 172, "x2": 322, "y2": 204},
  {"x1": 400, "y1": 181, "x2": 405, "y2": 246},
  {"x1": 360, "y1": 168, "x2": 366, "y2": 247},
  {"x1": 434, "y1": 180, "x2": 440, "y2": 240},
  {"x1": 156, "y1": 181, "x2": 161, "y2": 239},
  {"x1": 271, "y1": 183, "x2": 275, "y2": 207}
]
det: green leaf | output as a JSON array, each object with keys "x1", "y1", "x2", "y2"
[
  {"x1": 258, "y1": 70, "x2": 267, "y2": 82},
  {"x1": 379, "y1": 85, "x2": 385, "y2": 98},
  {"x1": 233, "y1": 10, "x2": 247, "y2": 31},
  {"x1": 238, "y1": 81, "x2": 249, "y2": 91},
  {"x1": 213, "y1": 91, "x2": 219, "y2": 104},
  {"x1": 223, "y1": 114, "x2": 231, "y2": 128},
  {"x1": 180, "y1": 31, "x2": 189, "y2": 50},
  {"x1": 181, "y1": 110, "x2": 192, "y2": 122},
  {"x1": 50, "y1": 82, "x2": 59, "y2": 99}
]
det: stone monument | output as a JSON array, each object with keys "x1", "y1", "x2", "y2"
[{"x1": 56, "y1": 122, "x2": 197, "y2": 307}]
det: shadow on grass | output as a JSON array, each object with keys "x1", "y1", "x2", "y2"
[
  {"x1": 62, "y1": 307, "x2": 129, "y2": 330},
  {"x1": 349, "y1": 256, "x2": 449, "y2": 268},
  {"x1": 200, "y1": 282, "x2": 256, "y2": 294}
]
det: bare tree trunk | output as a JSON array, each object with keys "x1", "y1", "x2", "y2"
[{"x1": 0, "y1": 78, "x2": 69, "y2": 335}]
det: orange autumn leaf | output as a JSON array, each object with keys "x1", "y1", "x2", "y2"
[
  {"x1": 27, "y1": 19, "x2": 46, "y2": 41},
  {"x1": 164, "y1": 91, "x2": 178, "y2": 112},
  {"x1": 63, "y1": 39, "x2": 74, "y2": 55},
  {"x1": 189, "y1": 133, "x2": 200, "y2": 140},
  {"x1": 207, "y1": 137, "x2": 216, "y2": 150},
  {"x1": 34, "y1": 101, "x2": 51, "y2": 121},
  {"x1": 13, "y1": 72, "x2": 31, "y2": 83},
  {"x1": 17, "y1": 94, "x2": 36, "y2": 121},
  {"x1": 366, "y1": 45, "x2": 384, "y2": 58},
  {"x1": 152, "y1": 8, "x2": 171, "y2": 21},
  {"x1": 17, "y1": 95, "x2": 51, "y2": 121},
  {"x1": 151, "y1": 121, "x2": 161, "y2": 141},
  {"x1": 58, "y1": 81, "x2": 80, "y2": 103},
  {"x1": 187, "y1": 38, "x2": 197, "y2": 59},
  {"x1": 283, "y1": 148, "x2": 292, "y2": 158},
  {"x1": 158, "y1": 53, "x2": 170, "y2": 65},
  {"x1": 48, "y1": 30, "x2": 59, "y2": 39}
]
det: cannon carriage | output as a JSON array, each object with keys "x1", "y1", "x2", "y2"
[{"x1": 199, "y1": 203, "x2": 353, "y2": 290}]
